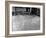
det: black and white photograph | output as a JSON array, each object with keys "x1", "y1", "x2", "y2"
[
  {"x1": 12, "y1": 7, "x2": 40, "y2": 31},
  {"x1": 8, "y1": 3, "x2": 45, "y2": 35}
]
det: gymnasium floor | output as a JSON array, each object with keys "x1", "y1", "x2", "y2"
[{"x1": 12, "y1": 15, "x2": 40, "y2": 31}]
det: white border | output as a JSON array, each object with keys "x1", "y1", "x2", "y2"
[{"x1": 9, "y1": 3, "x2": 43, "y2": 34}]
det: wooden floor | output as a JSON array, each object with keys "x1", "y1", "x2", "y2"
[{"x1": 12, "y1": 15, "x2": 40, "y2": 31}]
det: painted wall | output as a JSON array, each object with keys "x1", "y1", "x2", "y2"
[{"x1": 0, "y1": 0, "x2": 46, "y2": 38}]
